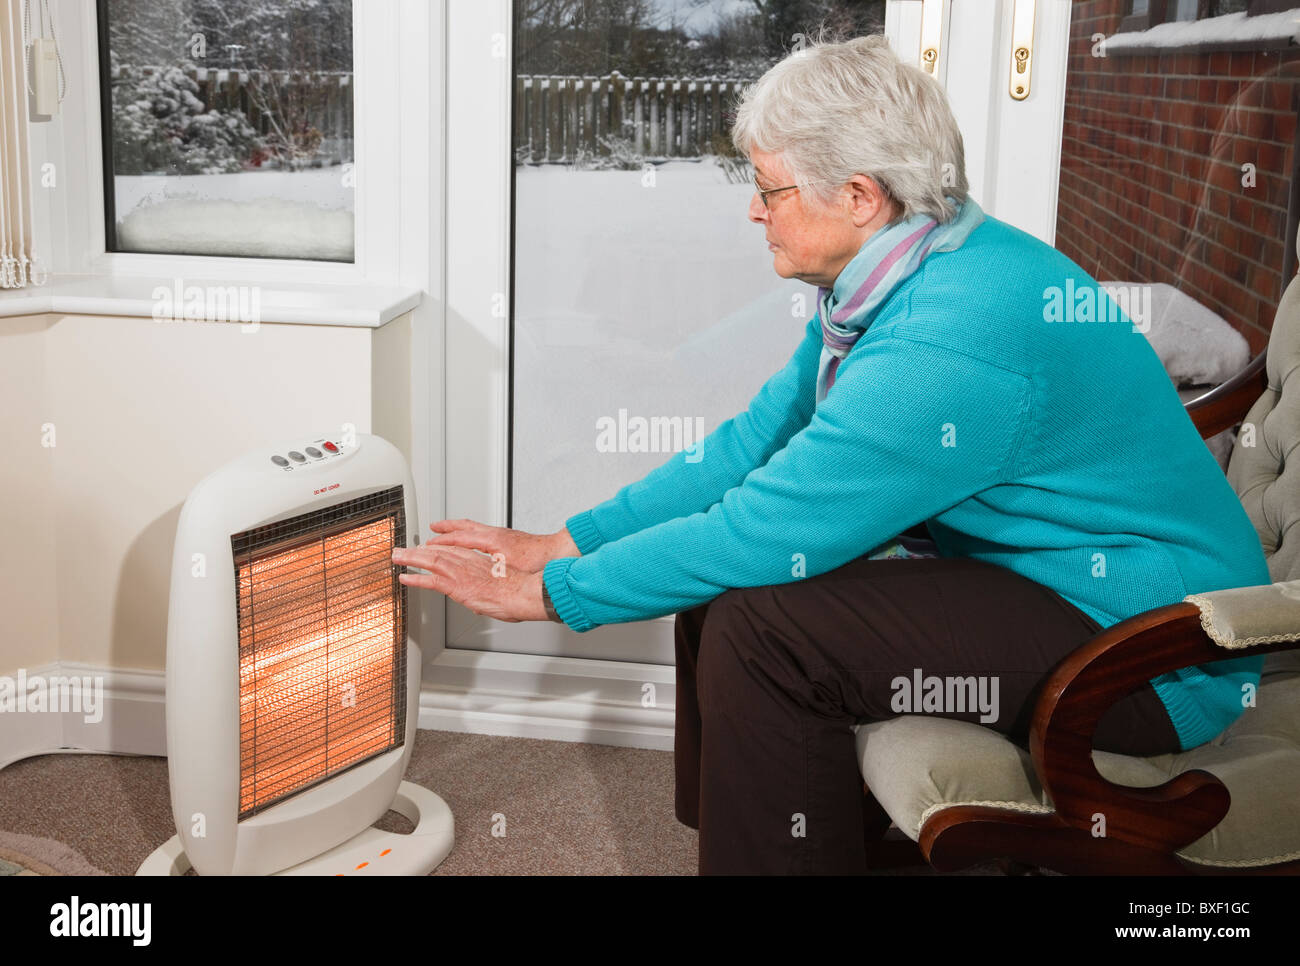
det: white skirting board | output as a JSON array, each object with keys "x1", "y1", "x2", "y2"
[
  {"x1": 0, "y1": 659, "x2": 674, "y2": 772},
  {"x1": 0, "y1": 662, "x2": 166, "y2": 772}
]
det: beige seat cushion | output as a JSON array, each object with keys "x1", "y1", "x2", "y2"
[{"x1": 854, "y1": 659, "x2": 1300, "y2": 868}]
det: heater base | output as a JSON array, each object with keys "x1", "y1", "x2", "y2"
[{"x1": 135, "y1": 781, "x2": 454, "y2": 876}]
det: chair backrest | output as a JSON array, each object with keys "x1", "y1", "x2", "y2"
[
  {"x1": 1223, "y1": 227, "x2": 1300, "y2": 679},
  {"x1": 1226, "y1": 222, "x2": 1300, "y2": 584}
]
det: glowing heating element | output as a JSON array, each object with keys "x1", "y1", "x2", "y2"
[{"x1": 232, "y1": 487, "x2": 407, "y2": 820}]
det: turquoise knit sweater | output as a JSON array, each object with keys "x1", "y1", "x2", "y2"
[{"x1": 542, "y1": 215, "x2": 1269, "y2": 751}]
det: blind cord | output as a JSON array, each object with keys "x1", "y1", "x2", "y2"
[{"x1": 22, "y1": 0, "x2": 67, "y2": 104}]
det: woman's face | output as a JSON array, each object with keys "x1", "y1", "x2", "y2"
[{"x1": 748, "y1": 147, "x2": 896, "y2": 289}]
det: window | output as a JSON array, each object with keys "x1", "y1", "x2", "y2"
[
  {"x1": 1124, "y1": 0, "x2": 1282, "y2": 31},
  {"x1": 96, "y1": 0, "x2": 354, "y2": 262},
  {"x1": 508, "y1": 0, "x2": 884, "y2": 537},
  {"x1": 1208, "y1": 0, "x2": 1251, "y2": 15},
  {"x1": 504, "y1": 0, "x2": 883, "y2": 661}
]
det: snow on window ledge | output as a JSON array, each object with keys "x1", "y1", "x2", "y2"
[
  {"x1": 1103, "y1": 8, "x2": 1300, "y2": 53},
  {"x1": 0, "y1": 274, "x2": 422, "y2": 327}
]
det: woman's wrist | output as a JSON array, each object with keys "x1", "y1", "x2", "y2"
[
  {"x1": 539, "y1": 571, "x2": 562, "y2": 623},
  {"x1": 551, "y1": 527, "x2": 581, "y2": 558}
]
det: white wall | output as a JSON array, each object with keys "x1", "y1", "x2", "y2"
[
  {"x1": 1, "y1": 311, "x2": 401, "y2": 674},
  {"x1": 2, "y1": 0, "x2": 446, "y2": 684},
  {"x1": 0, "y1": 315, "x2": 59, "y2": 674}
]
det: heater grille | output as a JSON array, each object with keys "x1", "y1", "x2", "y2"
[{"x1": 232, "y1": 485, "x2": 407, "y2": 820}]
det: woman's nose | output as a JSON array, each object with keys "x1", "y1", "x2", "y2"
[{"x1": 748, "y1": 191, "x2": 768, "y2": 223}]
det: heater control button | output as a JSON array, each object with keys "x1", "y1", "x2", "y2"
[
  {"x1": 323, "y1": 441, "x2": 339, "y2": 453},
  {"x1": 306, "y1": 447, "x2": 323, "y2": 458},
  {"x1": 289, "y1": 451, "x2": 307, "y2": 462},
  {"x1": 271, "y1": 455, "x2": 289, "y2": 467}
]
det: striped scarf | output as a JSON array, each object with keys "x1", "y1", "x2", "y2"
[{"x1": 815, "y1": 197, "x2": 985, "y2": 404}]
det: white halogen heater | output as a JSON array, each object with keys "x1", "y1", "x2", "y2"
[{"x1": 137, "y1": 433, "x2": 454, "y2": 876}]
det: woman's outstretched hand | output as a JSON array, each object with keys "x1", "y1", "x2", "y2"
[
  {"x1": 391, "y1": 544, "x2": 547, "y2": 622},
  {"x1": 419, "y1": 519, "x2": 579, "y2": 574},
  {"x1": 389, "y1": 520, "x2": 580, "y2": 623}
]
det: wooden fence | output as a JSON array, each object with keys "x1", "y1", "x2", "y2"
[
  {"x1": 515, "y1": 72, "x2": 755, "y2": 163},
  {"x1": 112, "y1": 66, "x2": 353, "y2": 164}
]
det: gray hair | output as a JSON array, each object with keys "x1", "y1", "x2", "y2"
[{"x1": 730, "y1": 31, "x2": 969, "y2": 224}]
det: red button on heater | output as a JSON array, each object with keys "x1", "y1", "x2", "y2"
[{"x1": 323, "y1": 441, "x2": 338, "y2": 453}]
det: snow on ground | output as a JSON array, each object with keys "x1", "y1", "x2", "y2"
[
  {"x1": 113, "y1": 166, "x2": 353, "y2": 260},
  {"x1": 511, "y1": 158, "x2": 810, "y2": 533},
  {"x1": 1103, "y1": 8, "x2": 1300, "y2": 51}
]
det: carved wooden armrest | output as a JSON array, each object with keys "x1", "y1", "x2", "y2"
[
  {"x1": 1029, "y1": 597, "x2": 1300, "y2": 853},
  {"x1": 1185, "y1": 351, "x2": 1267, "y2": 439}
]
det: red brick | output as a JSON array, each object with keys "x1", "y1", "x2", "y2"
[
  {"x1": 1254, "y1": 142, "x2": 1285, "y2": 176},
  {"x1": 1251, "y1": 204, "x2": 1282, "y2": 237},
  {"x1": 1274, "y1": 113, "x2": 1296, "y2": 143},
  {"x1": 1234, "y1": 109, "x2": 1271, "y2": 140},
  {"x1": 1265, "y1": 173, "x2": 1291, "y2": 208},
  {"x1": 1228, "y1": 51, "x2": 1258, "y2": 79},
  {"x1": 1264, "y1": 80, "x2": 1295, "y2": 112},
  {"x1": 1228, "y1": 253, "x2": 1250, "y2": 285},
  {"x1": 1230, "y1": 195, "x2": 1254, "y2": 224},
  {"x1": 1247, "y1": 262, "x2": 1274, "y2": 294},
  {"x1": 1254, "y1": 301, "x2": 1276, "y2": 333},
  {"x1": 1219, "y1": 219, "x2": 1242, "y2": 252},
  {"x1": 1261, "y1": 239, "x2": 1285, "y2": 272},
  {"x1": 1235, "y1": 82, "x2": 1264, "y2": 109}
]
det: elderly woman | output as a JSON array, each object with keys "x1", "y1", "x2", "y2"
[{"x1": 393, "y1": 34, "x2": 1269, "y2": 874}]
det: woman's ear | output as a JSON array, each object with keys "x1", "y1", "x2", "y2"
[{"x1": 847, "y1": 174, "x2": 892, "y2": 228}]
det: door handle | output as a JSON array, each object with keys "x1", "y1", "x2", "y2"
[
  {"x1": 920, "y1": 0, "x2": 945, "y2": 76},
  {"x1": 1009, "y1": 0, "x2": 1036, "y2": 100}
]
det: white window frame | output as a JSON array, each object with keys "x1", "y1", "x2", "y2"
[
  {"x1": 54, "y1": 0, "x2": 401, "y2": 286},
  {"x1": 434, "y1": 0, "x2": 675, "y2": 750},
  {"x1": 886, "y1": 0, "x2": 1071, "y2": 246}
]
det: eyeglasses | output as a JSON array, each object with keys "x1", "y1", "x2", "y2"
[{"x1": 752, "y1": 175, "x2": 829, "y2": 209}]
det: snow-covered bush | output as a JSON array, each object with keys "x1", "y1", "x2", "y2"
[
  {"x1": 110, "y1": 56, "x2": 265, "y2": 176},
  {"x1": 713, "y1": 152, "x2": 753, "y2": 185},
  {"x1": 565, "y1": 119, "x2": 646, "y2": 172}
]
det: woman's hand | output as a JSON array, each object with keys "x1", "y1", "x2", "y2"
[
  {"x1": 391, "y1": 544, "x2": 549, "y2": 622},
  {"x1": 419, "y1": 519, "x2": 578, "y2": 573}
]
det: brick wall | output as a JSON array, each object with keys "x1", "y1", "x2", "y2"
[{"x1": 1055, "y1": 0, "x2": 1300, "y2": 354}]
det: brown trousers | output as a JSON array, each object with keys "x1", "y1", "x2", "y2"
[{"x1": 672, "y1": 552, "x2": 1182, "y2": 875}]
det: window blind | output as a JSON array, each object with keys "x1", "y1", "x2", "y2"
[{"x1": 0, "y1": 0, "x2": 36, "y2": 289}]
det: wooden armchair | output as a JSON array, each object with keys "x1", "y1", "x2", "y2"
[{"x1": 857, "y1": 324, "x2": 1300, "y2": 875}]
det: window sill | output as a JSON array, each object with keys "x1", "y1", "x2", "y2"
[
  {"x1": 1103, "y1": 8, "x2": 1300, "y2": 55},
  {"x1": 0, "y1": 274, "x2": 422, "y2": 327}
]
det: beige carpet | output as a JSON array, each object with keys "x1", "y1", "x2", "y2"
[{"x1": 0, "y1": 729, "x2": 993, "y2": 875}]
